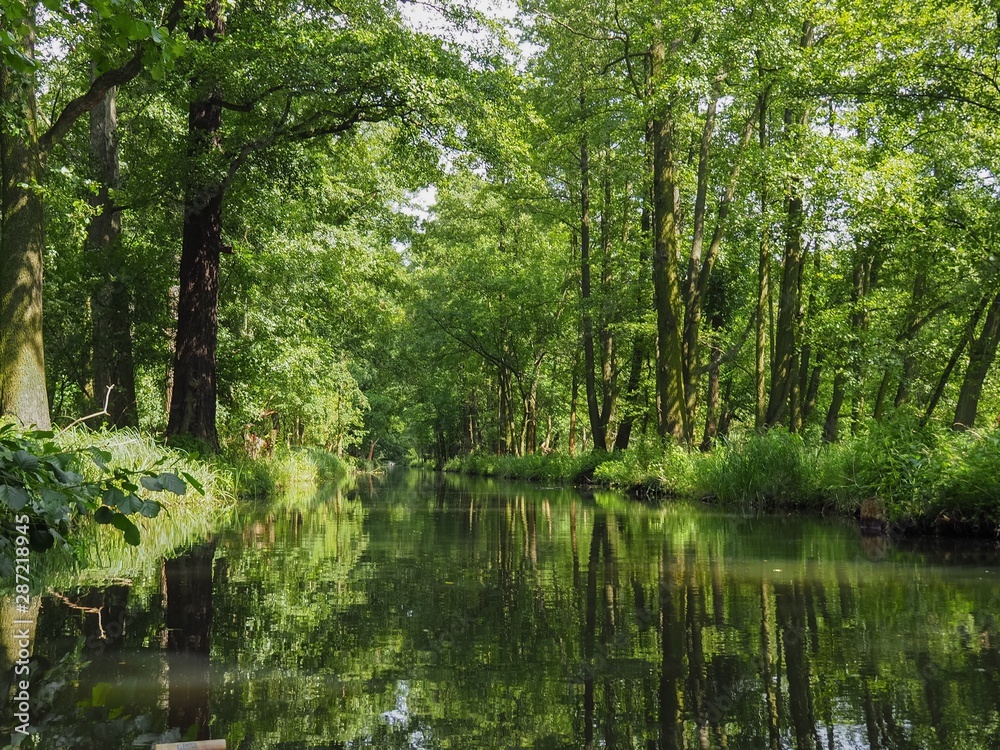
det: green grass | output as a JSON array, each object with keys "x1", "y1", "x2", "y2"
[{"x1": 441, "y1": 423, "x2": 1000, "y2": 534}]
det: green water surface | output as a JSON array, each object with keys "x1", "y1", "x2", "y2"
[{"x1": 13, "y1": 469, "x2": 1000, "y2": 748}]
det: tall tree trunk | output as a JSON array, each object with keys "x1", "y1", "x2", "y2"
[
  {"x1": 569, "y1": 366, "x2": 579, "y2": 456},
  {"x1": 765, "y1": 23, "x2": 813, "y2": 429},
  {"x1": 755, "y1": 87, "x2": 771, "y2": 432},
  {"x1": 953, "y1": 289, "x2": 1000, "y2": 430},
  {"x1": 167, "y1": 0, "x2": 226, "y2": 448},
  {"x1": 88, "y1": 83, "x2": 138, "y2": 427},
  {"x1": 0, "y1": 13, "x2": 50, "y2": 429},
  {"x1": 598, "y1": 162, "x2": 617, "y2": 443},
  {"x1": 614, "y1": 122, "x2": 654, "y2": 452},
  {"x1": 580, "y1": 131, "x2": 607, "y2": 451},
  {"x1": 651, "y1": 38, "x2": 687, "y2": 443}
]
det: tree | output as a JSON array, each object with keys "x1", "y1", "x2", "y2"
[{"x1": 0, "y1": 0, "x2": 184, "y2": 428}]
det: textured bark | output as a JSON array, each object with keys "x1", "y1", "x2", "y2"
[
  {"x1": 953, "y1": 289, "x2": 1000, "y2": 430},
  {"x1": 755, "y1": 88, "x2": 771, "y2": 432},
  {"x1": 88, "y1": 84, "x2": 138, "y2": 427},
  {"x1": 922, "y1": 294, "x2": 988, "y2": 427},
  {"x1": 0, "y1": 16, "x2": 50, "y2": 429},
  {"x1": 579, "y1": 133, "x2": 607, "y2": 451},
  {"x1": 823, "y1": 370, "x2": 847, "y2": 443},
  {"x1": 765, "y1": 23, "x2": 813, "y2": 429},
  {"x1": 167, "y1": 0, "x2": 226, "y2": 448},
  {"x1": 651, "y1": 38, "x2": 687, "y2": 443}
]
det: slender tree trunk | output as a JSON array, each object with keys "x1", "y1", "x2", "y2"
[
  {"x1": 823, "y1": 371, "x2": 847, "y2": 443},
  {"x1": 953, "y1": 289, "x2": 1000, "y2": 430},
  {"x1": 88, "y1": 83, "x2": 138, "y2": 427},
  {"x1": 921, "y1": 297, "x2": 990, "y2": 427},
  {"x1": 580, "y1": 131, "x2": 607, "y2": 451},
  {"x1": 614, "y1": 123, "x2": 654, "y2": 452},
  {"x1": 651, "y1": 38, "x2": 687, "y2": 443},
  {"x1": 598, "y1": 162, "x2": 617, "y2": 443},
  {"x1": 0, "y1": 13, "x2": 51, "y2": 429},
  {"x1": 569, "y1": 365, "x2": 579, "y2": 456},
  {"x1": 167, "y1": 0, "x2": 226, "y2": 448},
  {"x1": 682, "y1": 88, "x2": 720, "y2": 439},
  {"x1": 765, "y1": 23, "x2": 813, "y2": 429},
  {"x1": 700, "y1": 337, "x2": 722, "y2": 451},
  {"x1": 755, "y1": 88, "x2": 770, "y2": 432}
]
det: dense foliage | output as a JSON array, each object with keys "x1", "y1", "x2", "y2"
[{"x1": 1, "y1": 0, "x2": 999, "y2": 506}]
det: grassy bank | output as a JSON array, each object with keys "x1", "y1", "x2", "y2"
[
  {"x1": 5, "y1": 426, "x2": 353, "y2": 583},
  {"x1": 443, "y1": 422, "x2": 1000, "y2": 534}
]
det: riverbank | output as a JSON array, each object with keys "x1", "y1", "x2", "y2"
[
  {"x1": 442, "y1": 422, "x2": 1000, "y2": 535},
  {"x1": 2, "y1": 425, "x2": 354, "y2": 582}
]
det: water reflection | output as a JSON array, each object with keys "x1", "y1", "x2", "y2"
[{"x1": 7, "y1": 469, "x2": 1000, "y2": 748}]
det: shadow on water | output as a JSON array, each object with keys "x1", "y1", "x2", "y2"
[{"x1": 7, "y1": 468, "x2": 1000, "y2": 748}]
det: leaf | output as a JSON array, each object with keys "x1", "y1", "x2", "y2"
[
  {"x1": 139, "y1": 500, "x2": 161, "y2": 518},
  {"x1": 140, "y1": 475, "x2": 163, "y2": 492},
  {"x1": 2, "y1": 484, "x2": 28, "y2": 511},
  {"x1": 12, "y1": 450, "x2": 39, "y2": 471},
  {"x1": 159, "y1": 472, "x2": 187, "y2": 495},
  {"x1": 181, "y1": 471, "x2": 205, "y2": 494},
  {"x1": 94, "y1": 506, "x2": 114, "y2": 524},
  {"x1": 0, "y1": 484, "x2": 29, "y2": 511},
  {"x1": 89, "y1": 447, "x2": 111, "y2": 470},
  {"x1": 102, "y1": 487, "x2": 126, "y2": 508},
  {"x1": 111, "y1": 513, "x2": 141, "y2": 546},
  {"x1": 120, "y1": 493, "x2": 143, "y2": 514},
  {"x1": 91, "y1": 682, "x2": 112, "y2": 707}
]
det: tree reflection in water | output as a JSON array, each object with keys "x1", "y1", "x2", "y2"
[{"x1": 16, "y1": 470, "x2": 1000, "y2": 749}]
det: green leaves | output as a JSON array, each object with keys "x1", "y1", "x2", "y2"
[{"x1": 0, "y1": 426, "x2": 192, "y2": 561}]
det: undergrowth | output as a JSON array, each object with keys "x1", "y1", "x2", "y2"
[{"x1": 443, "y1": 422, "x2": 1000, "y2": 532}]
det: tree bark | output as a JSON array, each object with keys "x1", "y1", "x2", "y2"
[
  {"x1": 167, "y1": 0, "x2": 226, "y2": 448},
  {"x1": 765, "y1": 23, "x2": 813, "y2": 429},
  {"x1": 953, "y1": 289, "x2": 1000, "y2": 430},
  {"x1": 755, "y1": 87, "x2": 771, "y2": 432},
  {"x1": 922, "y1": 294, "x2": 989, "y2": 427},
  {"x1": 0, "y1": 14, "x2": 50, "y2": 429},
  {"x1": 579, "y1": 131, "x2": 607, "y2": 451},
  {"x1": 823, "y1": 371, "x2": 847, "y2": 443},
  {"x1": 88, "y1": 83, "x2": 138, "y2": 427},
  {"x1": 651, "y1": 38, "x2": 687, "y2": 443}
]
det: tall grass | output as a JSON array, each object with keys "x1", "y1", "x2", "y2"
[{"x1": 441, "y1": 423, "x2": 1000, "y2": 532}]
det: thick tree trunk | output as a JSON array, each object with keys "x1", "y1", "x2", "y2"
[
  {"x1": 0, "y1": 16, "x2": 51, "y2": 429},
  {"x1": 651, "y1": 39, "x2": 687, "y2": 443},
  {"x1": 88, "y1": 84, "x2": 138, "y2": 427},
  {"x1": 953, "y1": 289, "x2": 1000, "y2": 430},
  {"x1": 167, "y1": 1, "x2": 226, "y2": 448},
  {"x1": 614, "y1": 122, "x2": 654, "y2": 452}
]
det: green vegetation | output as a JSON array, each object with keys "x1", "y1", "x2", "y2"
[
  {"x1": 15, "y1": 472, "x2": 1000, "y2": 748},
  {"x1": 3, "y1": 0, "x2": 1000, "y2": 547},
  {"x1": 446, "y1": 424, "x2": 1000, "y2": 531}
]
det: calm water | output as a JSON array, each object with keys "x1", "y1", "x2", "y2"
[{"x1": 10, "y1": 469, "x2": 1000, "y2": 748}]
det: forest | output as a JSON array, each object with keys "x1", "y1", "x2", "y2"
[
  {"x1": 2, "y1": 0, "x2": 1000, "y2": 526},
  {"x1": 6, "y1": 2, "x2": 1000, "y2": 746}
]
